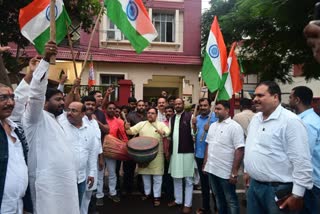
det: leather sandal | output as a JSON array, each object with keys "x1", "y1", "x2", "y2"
[{"x1": 153, "y1": 197, "x2": 161, "y2": 207}]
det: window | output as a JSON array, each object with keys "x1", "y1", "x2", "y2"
[
  {"x1": 100, "y1": 74, "x2": 125, "y2": 101},
  {"x1": 106, "y1": 19, "x2": 126, "y2": 41},
  {"x1": 152, "y1": 13, "x2": 175, "y2": 43}
]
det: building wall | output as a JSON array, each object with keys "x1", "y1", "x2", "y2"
[
  {"x1": 78, "y1": 0, "x2": 201, "y2": 103},
  {"x1": 183, "y1": 0, "x2": 201, "y2": 56},
  {"x1": 278, "y1": 77, "x2": 320, "y2": 104},
  {"x1": 80, "y1": 62, "x2": 200, "y2": 102}
]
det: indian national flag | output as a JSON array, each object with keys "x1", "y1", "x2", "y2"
[
  {"x1": 218, "y1": 42, "x2": 243, "y2": 100},
  {"x1": 19, "y1": 0, "x2": 71, "y2": 55},
  {"x1": 201, "y1": 16, "x2": 227, "y2": 93},
  {"x1": 105, "y1": 0, "x2": 158, "y2": 54},
  {"x1": 88, "y1": 61, "x2": 95, "y2": 88}
]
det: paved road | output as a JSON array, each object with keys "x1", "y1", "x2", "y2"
[
  {"x1": 88, "y1": 170, "x2": 247, "y2": 214},
  {"x1": 88, "y1": 190, "x2": 246, "y2": 214}
]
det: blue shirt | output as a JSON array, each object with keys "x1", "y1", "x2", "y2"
[
  {"x1": 195, "y1": 112, "x2": 217, "y2": 158},
  {"x1": 299, "y1": 108, "x2": 320, "y2": 188}
]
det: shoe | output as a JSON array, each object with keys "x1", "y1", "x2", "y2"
[
  {"x1": 96, "y1": 198, "x2": 104, "y2": 206},
  {"x1": 153, "y1": 197, "x2": 161, "y2": 207},
  {"x1": 181, "y1": 206, "x2": 192, "y2": 214},
  {"x1": 108, "y1": 194, "x2": 120, "y2": 203},
  {"x1": 196, "y1": 208, "x2": 211, "y2": 214},
  {"x1": 168, "y1": 201, "x2": 182, "y2": 208}
]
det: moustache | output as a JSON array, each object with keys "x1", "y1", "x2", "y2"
[{"x1": 2, "y1": 105, "x2": 14, "y2": 111}]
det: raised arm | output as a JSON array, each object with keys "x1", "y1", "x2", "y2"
[
  {"x1": 64, "y1": 77, "x2": 81, "y2": 109},
  {"x1": 101, "y1": 86, "x2": 114, "y2": 110},
  {"x1": 57, "y1": 73, "x2": 67, "y2": 93},
  {"x1": 11, "y1": 56, "x2": 40, "y2": 122},
  {"x1": 24, "y1": 42, "x2": 57, "y2": 125}
]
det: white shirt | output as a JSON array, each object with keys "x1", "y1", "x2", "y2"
[
  {"x1": 244, "y1": 104, "x2": 313, "y2": 197},
  {"x1": 59, "y1": 115, "x2": 97, "y2": 184},
  {"x1": 83, "y1": 116, "x2": 102, "y2": 190},
  {"x1": 157, "y1": 110, "x2": 166, "y2": 122},
  {"x1": 11, "y1": 79, "x2": 30, "y2": 123},
  {"x1": 22, "y1": 60, "x2": 79, "y2": 214},
  {"x1": 204, "y1": 117, "x2": 245, "y2": 179},
  {"x1": 1, "y1": 119, "x2": 28, "y2": 214}
]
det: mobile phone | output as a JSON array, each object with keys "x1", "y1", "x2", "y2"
[{"x1": 274, "y1": 186, "x2": 292, "y2": 207}]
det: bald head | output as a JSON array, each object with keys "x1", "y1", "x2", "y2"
[{"x1": 66, "y1": 102, "x2": 85, "y2": 127}]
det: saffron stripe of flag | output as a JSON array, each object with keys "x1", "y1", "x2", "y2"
[
  {"x1": 218, "y1": 42, "x2": 243, "y2": 100},
  {"x1": 19, "y1": 0, "x2": 71, "y2": 55},
  {"x1": 88, "y1": 61, "x2": 95, "y2": 87},
  {"x1": 104, "y1": 0, "x2": 158, "y2": 54},
  {"x1": 201, "y1": 16, "x2": 227, "y2": 93}
]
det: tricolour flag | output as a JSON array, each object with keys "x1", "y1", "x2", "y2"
[
  {"x1": 88, "y1": 61, "x2": 95, "y2": 88},
  {"x1": 201, "y1": 16, "x2": 227, "y2": 93},
  {"x1": 19, "y1": 0, "x2": 71, "y2": 55},
  {"x1": 104, "y1": 0, "x2": 158, "y2": 54},
  {"x1": 218, "y1": 42, "x2": 243, "y2": 100}
]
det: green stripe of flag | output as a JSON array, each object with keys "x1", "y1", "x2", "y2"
[
  {"x1": 201, "y1": 52, "x2": 221, "y2": 93},
  {"x1": 217, "y1": 72, "x2": 230, "y2": 100},
  {"x1": 105, "y1": 0, "x2": 149, "y2": 54},
  {"x1": 33, "y1": 6, "x2": 71, "y2": 55}
]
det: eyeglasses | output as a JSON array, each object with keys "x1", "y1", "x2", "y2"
[
  {"x1": 147, "y1": 112, "x2": 156, "y2": 115},
  {"x1": 0, "y1": 94, "x2": 15, "y2": 102},
  {"x1": 65, "y1": 108, "x2": 79, "y2": 113}
]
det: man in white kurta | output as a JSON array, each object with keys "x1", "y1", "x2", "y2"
[
  {"x1": 168, "y1": 98, "x2": 195, "y2": 214},
  {"x1": 22, "y1": 43, "x2": 79, "y2": 214},
  {"x1": 80, "y1": 96, "x2": 102, "y2": 214},
  {"x1": 58, "y1": 102, "x2": 97, "y2": 206}
]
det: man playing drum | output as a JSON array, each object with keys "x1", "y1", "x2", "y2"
[{"x1": 125, "y1": 107, "x2": 170, "y2": 207}]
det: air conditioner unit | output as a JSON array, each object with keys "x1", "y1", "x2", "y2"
[
  {"x1": 106, "y1": 30, "x2": 115, "y2": 40},
  {"x1": 115, "y1": 30, "x2": 122, "y2": 41}
]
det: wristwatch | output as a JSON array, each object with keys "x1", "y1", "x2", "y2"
[{"x1": 231, "y1": 174, "x2": 238, "y2": 179}]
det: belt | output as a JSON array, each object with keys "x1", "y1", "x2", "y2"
[{"x1": 254, "y1": 179, "x2": 292, "y2": 187}]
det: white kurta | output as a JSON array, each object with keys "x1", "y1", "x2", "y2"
[
  {"x1": 22, "y1": 60, "x2": 79, "y2": 214},
  {"x1": 58, "y1": 115, "x2": 97, "y2": 184},
  {"x1": 0, "y1": 120, "x2": 28, "y2": 214}
]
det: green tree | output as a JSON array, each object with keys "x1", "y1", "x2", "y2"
[
  {"x1": 202, "y1": 0, "x2": 320, "y2": 82},
  {"x1": 0, "y1": 0, "x2": 102, "y2": 86}
]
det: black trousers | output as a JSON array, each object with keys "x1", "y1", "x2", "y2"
[{"x1": 195, "y1": 157, "x2": 217, "y2": 212}]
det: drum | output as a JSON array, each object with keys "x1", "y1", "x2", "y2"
[
  {"x1": 127, "y1": 136, "x2": 159, "y2": 164},
  {"x1": 103, "y1": 135, "x2": 131, "y2": 161}
]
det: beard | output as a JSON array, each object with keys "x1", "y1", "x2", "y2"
[
  {"x1": 47, "y1": 105, "x2": 64, "y2": 117},
  {"x1": 137, "y1": 108, "x2": 145, "y2": 114}
]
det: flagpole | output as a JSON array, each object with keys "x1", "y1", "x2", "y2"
[
  {"x1": 66, "y1": 21, "x2": 78, "y2": 78},
  {"x1": 49, "y1": 0, "x2": 56, "y2": 64},
  {"x1": 79, "y1": 5, "x2": 104, "y2": 78},
  {"x1": 200, "y1": 90, "x2": 219, "y2": 142}
]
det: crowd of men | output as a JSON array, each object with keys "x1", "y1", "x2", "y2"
[{"x1": 0, "y1": 41, "x2": 319, "y2": 214}]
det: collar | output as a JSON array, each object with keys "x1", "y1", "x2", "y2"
[
  {"x1": 258, "y1": 104, "x2": 282, "y2": 122},
  {"x1": 0, "y1": 118, "x2": 18, "y2": 129},
  {"x1": 199, "y1": 113, "x2": 210, "y2": 119},
  {"x1": 298, "y1": 108, "x2": 314, "y2": 119},
  {"x1": 176, "y1": 111, "x2": 184, "y2": 116},
  {"x1": 219, "y1": 117, "x2": 231, "y2": 124}
]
